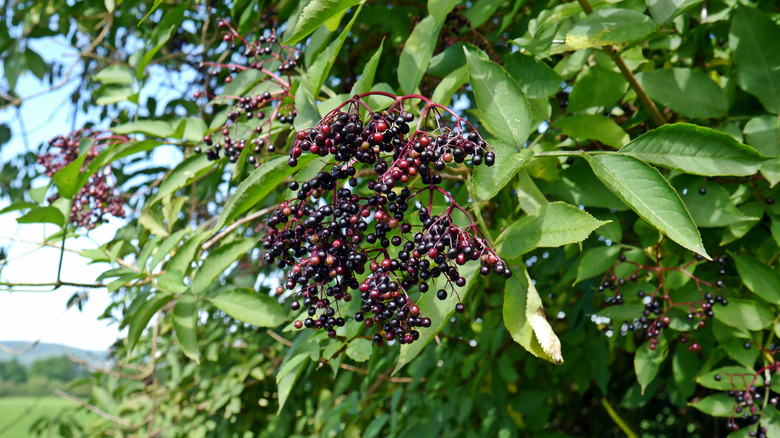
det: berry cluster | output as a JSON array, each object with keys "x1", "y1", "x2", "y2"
[
  {"x1": 262, "y1": 93, "x2": 508, "y2": 345},
  {"x1": 37, "y1": 129, "x2": 126, "y2": 230},
  {"x1": 194, "y1": 20, "x2": 301, "y2": 165},
  {"x1": 602, "y1": 252, "x2": 729, "y2": 351},
  {"x1": 711, "y1": 356, "x2": 780, "y2": 436}
]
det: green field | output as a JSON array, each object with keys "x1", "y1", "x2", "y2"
[{"x1": 0, "y1": 396, "x2": 95, "y2": 437}]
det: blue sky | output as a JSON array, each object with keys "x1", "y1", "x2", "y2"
[{"x1": 0, "y1": 36, "x2": 190, "y2": 351}]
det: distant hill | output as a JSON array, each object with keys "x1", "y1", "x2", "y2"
[{"x1": 0, "y1": 341, "x2": 107, "y2": 367}]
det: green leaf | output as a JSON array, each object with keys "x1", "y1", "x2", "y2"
[
  {"x1": 584, "y1": 153, "x2": 709, "y2": 259},
  {"x1": 567, "y1": 66, "x2": 627, "y2": 112},
  {"x1": 574, "y1": 245, "x2": 621, "y2": 284},
  {"x1": 53, "y1": 138, "x2": 93, "y2": 199},
  {"x1": 743, "y1": 115, "x2": 780, "y2": 158},
  {"x1": 136, "y1": 25, "x2": 175, "y2": 80},
  {"x1": 472, "y1": 145, "x2": 533, "y2": 201},
  {"x1": 398, "y1": 15, "x2": 442, "y2": 94},
  {"x1": 690, "y1": 394, "x2": 735, "y2": 417},
  {"x1": 496, "y1": 201, "x2": 608, "y2": 259},
  {"x1": 282, "y1": 0, "x2": 363, "y2": 45},
  {"x1": 173, "y1": 295, "x2": 199, "y2": 363},
  {"x1": 553, "y1": 115, "x2": 629, "y2": 148},
  {"x1": 762, "y1": 158, "x2": 780, "y2": 187},
  {"x1": 428, "y1": 0, "x2": 458, "y2": 25},
  {"x1": 151, "y1": 154, "x2": 214, "y2": 204},
  {"x1": 464, "y1": 47, "x2": 532, "y2": 147},
  {"x1": 208, "y1": 288, "x2": 288, "y2": 327},
  {"x1": 191, "y1": 239, "x2": 256, "y2": 294},
  {"x1": 214, "y1": 154, "x2": 317, "y2": 231},
  {"x1": 503, "y1": 267, "x2": 564, "y2": 364},
  {"x1": 635, "y1": 68, "x2": 729, "y2": 119},
  {"x1": 594, "y1": 304, "x2": 645, "y2": 322},
  {"x1": 16, "y1": 206, "x2": 65, "y2": 226},
  {"x1": 94, "y1": 85, "x2": 134, "y2": 105},
  {"x1": 620, "y1": 123, "x2": 765, "y2": 176},
  {"x1": 731, "y1": 254, "x2": 780, "y2": 304},
  {"x1": 217, "y1": 69, "x2": 273, "y2": 100},
  {"x1": 93, "y1": 65, "x2": 134, "y2": 85},
  {"x1": 431, "y1": 66, "x2": 468, "y2": 106},
  {"x1": 713, "y1": 298, "x2": 774, "y2": 331},
  {"x1": 345, "y1": 338, "x2": 371, "y2": 362},
  {"x1": 635, "y1": 337, "x2": 668, "y2": 393},
  {"x1": 672, "y1": 175, "x2": 757, "y2": 227},
  {"x1": 462, "y1": 0, "x2": 504, "y2": 28},
  {"x1": 504, "y1": 52, "x2": 563, "y2": 99},
  {"x1": 395, "y1": 263, "x2": 478, "y2": 374},
  {"x1": 304, "y1": 3, "x2": 363, "y2": 97},
  {"x1": 126, "y1": 293, "x2": 174, "y2": 354},
  {"x1": 112, "y1": 120, "x2": 174, "y2": 138},
  {"x1": 350, "y1": 39, "x2": 383, "y2": 96},
  {"x1": 565, "y1": 9, "x2": 657, "y2": 50},
  {"x1": 696, "y1": 366, "x2": 755, "y2": 391},
  {"x1": 647, "y1": 0, "x2": 703, "y2": 24},
  {"x1": 138, "y1": 212, "x2": 170, "y2": 237},
  {"x1": 730, "y1": 6, "x2": 780, "y2": 114}
]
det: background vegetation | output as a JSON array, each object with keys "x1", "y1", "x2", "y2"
[{"x1": 1, "y1": 0, "x2": 780, "y2": 437}]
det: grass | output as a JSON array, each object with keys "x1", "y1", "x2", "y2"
[{"x1": 0, "y1": 396, "x2": 96, "y2": 437}]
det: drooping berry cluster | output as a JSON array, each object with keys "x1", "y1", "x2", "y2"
[
  {"x1": 602, "y1": 252, "x2": 729, "y2": 351},
  {"x1": 262, "y1": 93, "x2": 508, "y2": 345},
  {"x1": 194, "y1": 20, "x2": 301, "y2": 166},
  {"x1": 37, "y1": 129, "x2": 126, "y2": 230}
]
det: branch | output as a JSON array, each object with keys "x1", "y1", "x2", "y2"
[
  {"x1": 202, "y1": 205, "x2": 276, "y2": 251},
  {"x1": 575, "y1": 0, "x2": 666, "y2": 127},
  {"x1": 0, "y1": 280, "x2": 106, "y2": 289},
  {"x1": 54, "y1": 389, "x2": 135, "y2": 429}
]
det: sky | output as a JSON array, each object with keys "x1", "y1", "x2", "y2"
[{"x1": 0, "y1": 36, "x2": 189, "y2": 352}]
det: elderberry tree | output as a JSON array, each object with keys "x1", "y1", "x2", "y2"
[{"x1": 3, "y1": 1, "x2": 780, "y2": 437}]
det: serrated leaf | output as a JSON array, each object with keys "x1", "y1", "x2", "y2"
[
  {"x1": 696, "y1": 366, "x2": 755, "y2": 391},
  {"x1": 594, "y1": 305, "x2": 645, "y2": 321},
  {"x1": 350, "y1": 39, "x2": 383, "y2": 96},
  {"x1": 574, "y1": 245, "x2": 621, "y2": 284},
  {"x1": 93, "y1": 64, "x2": 134, "y2": 84},
  {"x1": 647, "y1": 0, "x2": 703, "y2": 24},
  {"x1": 173, "y1": 295, "x2": 199, "y2": 363},
  {"x1": 504, "y1": 51, "x2": 563, "y2": 99},
  {"x1": 472, "y1": 145, "x2": 533, "y2": 201},
  {"x1": 690, "y1": 394, "x2": 735, "y2": 417},
  {"x1": 672, "y1": 175, "x2": 757, "y2": 228},
  {"x1": 138, "y1": 212, "x2": 169, "y2": 237},
  {"x1": 345, "y1": 338, "x2": 371, "y2": 362},
  {"x1": 304, "y1": 2, "x2": 363, "y2": 97},
  {"x1": 713, "y1": 298, "x2": 774, "y2": 331},
  {"x1": 191, "y1": 239, "x2": 256, "y2": 294},
  {"x1": 567, "y1": 66, "x2": 627, "y2": 112},
  {"x1": 620, "y1": 124, "x2": 765, "y2": 176},
  {"x1": 635, "y1": 68, "x2": 728, "y2": 119},
  {"x1": 398, "y1": 15, "x2": 442, "y2": 94},
  {"x1": 730, "y1": 6, "x2": 780, "y2": 114},
  {"x1": 553, "y1": 114, "x2": 629, "y2": 148},
  {"x1": 16, "y1": 206, "x2": 65, "y2": 226},
  {"x1": 151, "y1": 154, "x2": 214, "y2": 204},
  {"x1": 126, "y1": 293, "x2": 174, "y2": 354},
  {"x1": 730, "y1": 254, "x2": 780, "y2": 304},
  {"x1": 464, "y1": 47, "x2": 532, "y2": 147},
  {"x1": 584, "y1": 153, "x2": 709, "y2": 259},
  {"x1": 53, "y1": 138, "x2": 93, "y2": 199},
  {"x1": 214, "y1": 154, "x2": 317, "y2": 231},
  {"x1": 503, "y1": 267, "x2": 563, "y2": 364},
  {"x1": 565, "y1": 9, "x2": 657, "y2": 50},
  {"x1": 496, "y1": 201, "x2": 607, "y2": 259},
  {"x1": 94, "y1": 85, "x2": 134, "y2": 105},
  {"x1": 635, "y1": 337, "x2": 668, "y2": 393},
  {"x1": 283, "y1": 0, "x2": 363, "y2": 45},
  {"x1": 113, "y1": 120, "x2": 174, "y2": 138},
  {"x1": 208, "y1": 288, "x2": 288, "y2": 327},
  {"x1": 744, "y1": 115, "x2": 780, "y2": 158}
]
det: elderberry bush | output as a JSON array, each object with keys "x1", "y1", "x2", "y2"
[
  {"x1": 194, "y1": 20, "x2": 302, "y2": 165},
  {"x1": 37, "y1": 129, "x2": 126, "y2": 230},
  {"x1": 262, "y1": 93, "x2": 508, "y2": 345}
]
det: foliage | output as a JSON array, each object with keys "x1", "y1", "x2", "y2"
[
  {"x1": 2, "y1": 0, "x2": 780, "y2": 437},
  {"x1": 0, "y1": 360, "x2": 27, "y2": 384}
]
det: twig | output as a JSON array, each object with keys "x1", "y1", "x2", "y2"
[
  {"x1": 601, "y1": 397, "x2": 638, "y2": 438},
  {"x1": 0, "y1": 340, "x2": 38, "y2": 355},
  {"x1": 0, "y1": 280, "x2": 105, "y2": 289},
  {"x1": 54, "y1": 388, "x2": 135, "y2": 429},
  {"x1": 202, "y1": 205, "x2": 276, "y2": 251},
  {"x1": 265, "y1": 329, "x2": 293, "y2": 347},
  {"x1": 575, "y1": 0, "x2": 666, "y2": 127}
]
